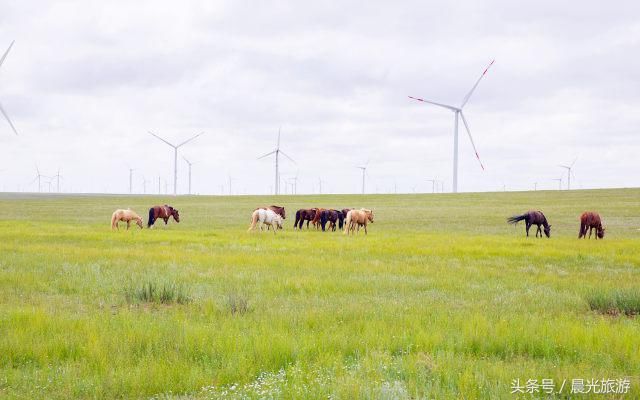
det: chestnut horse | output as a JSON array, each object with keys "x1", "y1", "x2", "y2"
[
  {"x1": 294, "y1": 208, "x2": 317, "y2": 230},
  {"x1": 579, "y1": 211, "x2": 605, "y2": 239},
  {"x1": 311, "y1": 208, "x2": 327, "y2": 229},
  {"x1": 507, "y1": 210, "x2": 551, "y2": 238},
  {"x1": 148, "y1": 205, "x2": 180, "y2": 228}
]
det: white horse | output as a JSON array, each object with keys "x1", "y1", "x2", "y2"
[{"x1": 247, "y1": 208, "x2": 283, "y2": 233}]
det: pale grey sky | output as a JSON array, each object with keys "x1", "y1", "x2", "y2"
[{"x1": 0, "y1": 1, "x2": 639, "y2": 194}]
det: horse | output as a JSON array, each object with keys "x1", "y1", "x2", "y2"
[
  {"x1": 579, "y1": 211, "x2": 605, "y2": 239},
  {"x1": 148, "y1": 205, "x2": 180, "y2": 228},
  {"x1": 248, "y1": 208, "x2": 283, "y2": 233},
  {"x1": 311, "y1": 208, "x2": 327, "y2": 229},
  {"x1": 507, "y1": 210, "x2": 551, "y2": 238},
  {"x1": 255, "y1": 205, "x2": 286, "y2": 230},
  {"x1": 294, "y1": 208, "x2": 317, "y2": 230},
  {"x1": 343, "y1": 208, "x2": 374, "y2": 235},
  {"x1": 320, "y1": 209, "x2": 344, "y2": 231},
  {"x1": 111, "y1": 209, "x2": 143, "y2": 230}
]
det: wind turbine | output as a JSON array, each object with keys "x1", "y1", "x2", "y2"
[
  {"x1": 183, "y1": 156, "x2": 194, "y2": 195},
  {"x1": 356, "y1": 161, "x2": 369, "y2": 194},
  {"x1": 552, "y1": 178, "x2": 562, "y2": 190},
  {"x1": 318, "y1": 177, "x2": 326, "y2": 194},
  {"x1": 30, "y1": 166, "x2": 48, "y2": 193},
  {"x1": 127, "y1": 167, "x2": 134, "y2": 194},
  {"x1": 426, "y1": 178, "x2": 437, "y2": 193},
  {"x1": 0, "y1": 41, "x2": 18, "y2": 135},
  {"x1": 148, "y1": 131, "x2": 204, "y2": 195},
  {"x1": 142, "y1": 176, "x2": 149, "y2": 194},
  {"x1": 53, "y1": 168, "x2": 62, "y2": 193},
  {"x1": 559, "y1": 158, "x2": 576, "y2": 190},
  {"x1": 409, "y1": 60, "x2": 494, "y2": 193},
  {"x1": 257, "y1": 128, "x2": 296, "y2": 195}
]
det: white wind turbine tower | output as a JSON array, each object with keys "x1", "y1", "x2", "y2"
[
  {"x1": 409, "y1": 60, "x2": 494, "y2": 193},
  {"x1": 127, "y1": 167, "x2": 134, "y2": 194},
  {"x1": 356, "y1": 161, "x2": 369, "y2": 194},
  {"x1": 53, "y1": 168, "x2": 62, "y2": 193},
  {"x1": 183, "y1": 156, "x2": 194, "y2": 195},
  {"x1": 0, "y1": 41, "x2": 18, "y2": 136},
  {"x1": 559, "y1": 158, "x2": 576, "y2": 190},
  {"x1": 30, "y1": 166, "x2": 48, "y2": 192},
  {"x1": 318, "y1": 177, "x2": 326, "y2": 194},
  {"x1": 257, "y1": 128, "x2": 296, "y2": 195},
  {"x1": 142, "y1": 176, "x2": 149, "y2": 194},
  {"x1": 426, "y1": 178, "x2": 437, "y2": 193},
  {"x1": 149, "y1": 131, "x2": 204, "y2": 195},
  {"x1": 552, "y1": 178, "x2": 562, "y2": 190}
]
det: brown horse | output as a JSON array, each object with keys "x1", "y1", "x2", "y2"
[
  {"x1": 311, "y1": 208, "x2": 327, "y2": 229},
  {"x1": 507, "y1": 210, "x2": 551, "y2": 238},
  {"x1": 148, "y1": 205, "x2": 180, "y2": 228},
  {"x1": 294, "y1": 208, "x2": 317, "y2": 229},
  {"x1": 343, "y1": 209, "x2": 374, "y2": 235},
  {"x1": 579, "y1": 212, "x2": 605, "y2": 239}
]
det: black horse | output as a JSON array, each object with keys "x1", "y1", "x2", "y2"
[
  {"x1": 294, "y1": 208, "x2": 317, "y2": 230},
  {"x1": 320, "y1": 209, "x2": 344, "y2": 231},
  {"x1": 507, "y1": 210, "x2": 551, "y2": 238}
]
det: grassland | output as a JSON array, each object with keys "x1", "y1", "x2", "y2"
[{"x1": 0, "y1": 189, "x2": 639, "y2": 399}]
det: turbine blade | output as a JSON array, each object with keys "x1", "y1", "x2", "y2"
[
  {"x1": 460, "y1": 59, "x2": 495, "y2": 109},
  {"x1": 280, "y1": 150, "x2": 296, "y2": 164},
  {"x1": 570, "y1": 157, "x2": 577, "y2": 168},
  {"x1": 257, "y1": 150, "x2": 276, "y2": 160},
  {"x1": 459, "y1": 112, "x2": 485, "y2": 170},
  {"x1": 148, "y1": 131, "x2": 175, "y2": 147},
  {"x1": 177, "y1": 132, "x2": 204, "y2": 147},
  {"x1": 408, "y1": 96, "x2": 458, "y2": 111},
  {"x1": 0, "y1": 101, "x2": 18, "y2": 135},
  {"x1": 0, "y1": 41, "x2": 14, "y2": 69}
]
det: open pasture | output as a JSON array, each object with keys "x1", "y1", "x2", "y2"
[{"x1": 0, "y1": 189, "x2": 639, "y2": 398}]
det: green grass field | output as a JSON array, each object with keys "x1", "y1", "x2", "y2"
[{"x1": 0, "y1": 189, "x2": 639, "y2": 399}]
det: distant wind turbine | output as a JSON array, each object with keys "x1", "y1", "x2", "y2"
[
  {"x1": 409, "y1": 60, "x2": 494, "y2": 193},
  {"x1": 183, "y1": 156, "x2": 194, "y2": 195},
  {"x1": 149, "y1": 131, "x2": 204, "y2": 195},
  {"x1": 257, "y1": 128, "x2": 296, "y2": 195},
  {"x1": 552, "y1": 178, "x2": 562, "y2": 190},
  {"x1": 30, "y1": 166, "x2": 49, "y2": 193},
  {"x1": 0, "y1": 41, "x2": 18, "y2": 135},
  {"x1": 356, "y1": 161, "x2": 369, "y2": 194},
  {"x1": 142, "y1": 176, "x2": 148, "y2": 194},
  {"x1": 127, "y1": 167, "x2": 134, "y2": 194},
  {"x1": 426, "y1": 178, "x2": 437, "y2": 193},
  {"x1": 559, "y1": 158, "x2": 576, "y2": 190},
  {"x1": 53, "y1": 168, "x2": 62, "y2": 193},
  {"x1": 318, "y1": 177, "x2": 326, "y2": 194}
]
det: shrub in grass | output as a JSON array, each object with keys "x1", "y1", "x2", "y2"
[
  {"x1": 125, "y1": 280, "x2": 191, "y2": 305},
  {"x1": 586, "y1": 289, "x2": 640, "y2": 316},
  {"x1": 226, "y1": 291, "x2": 249, "y2": 315}
]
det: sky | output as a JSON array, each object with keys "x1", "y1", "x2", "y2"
[{"x1": 0, "y1": 1, "x2": 639, "y2": 195}]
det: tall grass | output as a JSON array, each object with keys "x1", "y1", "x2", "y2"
[
  {"x1": 586, "y1": 289, "x2": 640, "y2": 316},
  {"x1": 125, "y1": 280, "x2": 191, "y2": 305}
]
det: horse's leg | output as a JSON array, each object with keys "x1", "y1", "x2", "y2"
[
  {"x1": 126, "y1": 220, "x2": 131, "y2": 230},
  {"x1": 588, "y1": 227, "x2": 592, "y2": 239},
  {"x1": 164, "y1": 218, "x2": 168, "y2": 225},
  {"x1": 364, "y1": 222, "x2": 368, "y2": 235},
  {"x1": 526, "y1": 222, "x2": 531, "y2": 237}
]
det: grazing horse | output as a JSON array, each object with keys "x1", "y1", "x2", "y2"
[
  {"x1": 320, "y1": 209, "x2": 344, "y2": 231},
  {"x1": 343, "y1": 208, "x2": 374, "y2": 235},
  {"x1": 248, "y1": 208, "x2": 283, "y2": 233},
  {"x1": 111, "y1": 209, "x2": 143, "y2": 230},
  {"x1": 507, "y1": 210, "x2": 551, "y2": 238},
  {"x1": 294, "y1": 208, "x2": 317, "y2": 230},
  {"x1": 148, "y1": 205, "x2": 180, "y2": 228},
  {"x1": 256, "y1": 205, "x2": 286, "y2": 230},
  {"x1": 311, "y1": 208, "x2": 327, "y2": 229},
  {"x1": 579, "y1": 211, "x2": 605, "y2": 239}
]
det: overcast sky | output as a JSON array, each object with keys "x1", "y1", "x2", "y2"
[{"x1": 0, "y1": 1, "x2": 639, "y2": 195}]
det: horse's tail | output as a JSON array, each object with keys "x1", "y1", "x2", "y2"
[
  {"x1": 248, "y1": 210, "x2": 259, "y2": 232},
  {"x1": 294, "y1": 210, "x2": 301, "y2": 229},
  {"x1": 343, "y1": 211, "x2": 351, "y2": 234},
  {"x1": 338, "y1": 212, "x2": 344, "y2": 230},
  {"x1": 147, "y1": 207, "x2": 155, "y2": 228},
  {"x1": 507, "y1": 214, "x2": 526, "y2": 225},
  {"x1": 111, "y1": 212, "x2": 116, "y2": 229}
]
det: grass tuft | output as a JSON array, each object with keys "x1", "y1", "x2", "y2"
[
  {"x1": 125, "y1": 280, "x2": 191, "y2": 305},
  {"x1": 586, "y1": 289, "x2": 640, "y2": 316},
  {"x1": 226, "y1": 291, "x2": 249, "y2": 315}
]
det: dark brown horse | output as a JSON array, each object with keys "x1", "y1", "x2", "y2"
[
  {"x1": 311, "y1": 208, "x2": 326, "y2": 229},
  {"x1": 294, "y1": 208, "x2": 317, "y2": 230},
  {"x1": 579, "y1": 211, "x2": 605, "y2": 239},
  {"x1": 148, "y1": 205, "x2": 180, "y2": 228},
  {"x1": 320, "y1": 209, "x2": 345, "y2": 231},
  {"x1": 507, "y1": 210, "x2": 551, "y2": 238}
]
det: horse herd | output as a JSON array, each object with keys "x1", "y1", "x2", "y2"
[{"x1": 111, "y1": 204, "x2": 605, "y2": 239}]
